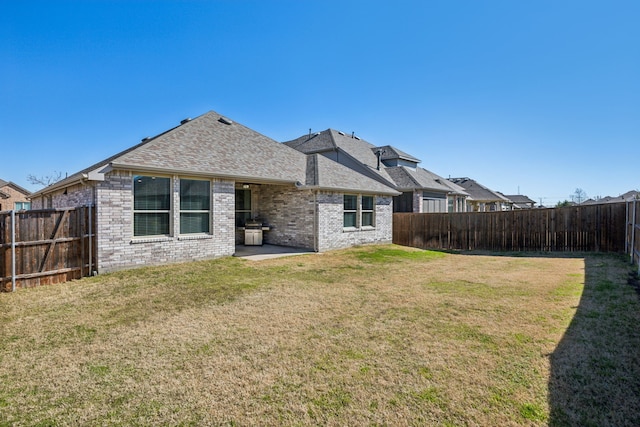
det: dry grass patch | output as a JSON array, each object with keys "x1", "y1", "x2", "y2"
[{"x1": 1, "y1": 245, "x2": 639, "y2": 426}]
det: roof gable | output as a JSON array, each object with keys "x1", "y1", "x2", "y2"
[
  {"x1": 308, "y1": 154, "x2": 399, "y2": 195},
  {"x1": 374, "y1": 145, "x2": 421, "y2": 163},
  {"x1": 449, "y1": 177, "x2": 509, "y2": 202},
  {"x1": 112, "y1": 111, "x2": 309, "y2": 184},
  {"x1": 283, "y1": 129, "x2": 398, "y2": 186},
  {"x1": 386, "y1": 166, "x2": 468, "y2": 195},
  {"x1": 0, "y1": 180, "x2": 31, "y2": 196}
]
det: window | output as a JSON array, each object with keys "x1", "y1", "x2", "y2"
[
  {"x1": 361, "y1": 195, "x2": 374, "y2": 227},
  {"x1": 180, "y1": 179, "x2": 210, "y2": 234},
  {"x1": 235, "y1": 189, "x2": 252, "y2": 227},
  {"x1": 133, "y1": 176, "x2": 171, "y2": 236},
  {"x1": 15, "y1": 202, "x2": 31, "y2": 210},
  {"x1": 422, "y1": 191, "x2": 447, "y2": 213},
  {"x1": 343, "y1": 195, "x2": 357, "y2": 228}
]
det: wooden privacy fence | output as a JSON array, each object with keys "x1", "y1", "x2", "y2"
[
  {"x1": 0, "y1": 207, "x2": 95, "y2": 292},
  {"x1": 628, "y1": 200, "x2": 640, "y2": 274},
  {"x1": 394, "y1": 203, "x2": 627, "y2": 253}
]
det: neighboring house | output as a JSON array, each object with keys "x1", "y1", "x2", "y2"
[
  {"x1": 30, "y1": 111, "x2": 399, "y2": 273},
  {"x1": 501, "y1": 194, "x2": 536, "y2": 209},
  {"x1": 283, "y1": 130, "x2": 468, "y2": 213},
  {"x1": 0, "y1": 179, "x2": 31, "y2": 211},
  {"x1": 582, "y1": 190, "x2": 640, "y2": 205},
  {"x1": 448, "y1": 177, "x2": 512, "y2": 212}
]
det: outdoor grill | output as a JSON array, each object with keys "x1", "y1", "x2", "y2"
[{"x1": 244, "y1": 220, "x2": 265, "y2": 246}]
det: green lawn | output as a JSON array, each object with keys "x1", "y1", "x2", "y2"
[{"x1": 1, "y1": 245, "x2": 639, "y2": 426}]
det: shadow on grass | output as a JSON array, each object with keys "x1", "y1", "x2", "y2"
[
  {"x1": 415, "y1": 248, "x2": 640, "y2": 425},
  {"x1": 548, "y1": 255, "x2": 640, "y2": 426}
]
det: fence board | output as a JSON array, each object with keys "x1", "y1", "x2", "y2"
[
  {"x1": 0, "y1": 207, "x2": 95, "y2": 291},
  {"x1": 394, "y1": 203, "x2": 627, "y2": 254}
]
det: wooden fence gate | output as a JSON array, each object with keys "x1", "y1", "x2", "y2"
[
  {"x1": 0, "y1": 206, "x2": 96, "y2": 292},
  {"x1": 393, "y1": 203, "x2": 627, "y2": 253}
]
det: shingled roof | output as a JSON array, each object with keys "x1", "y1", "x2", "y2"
[
  {"x1": 0, "y1": 179, "x2": 31, "y2": 196},
  {"x1": 386, "y1": 166, "x2": 468, "y2": 195},
  {"x1": 284, "y1": 129, "x2": 399, "y2": 188},
  {"x1": 375, "y1": 145, "x2": 421, "y2": 163},
  {"x1": 33, "y1": 111, "x2": 399, "y2": 197},
  {"x1": 448, "y1": 177, "x2": 509, "y2": 202}
]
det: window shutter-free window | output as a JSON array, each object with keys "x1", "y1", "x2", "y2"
[
  {"x1": 344, "y1": 195, "x2": 357, "y2": 228},
  {"x1": 361, "y1": 195, "x2": 374, "y2": 227},
  {"x1": 133, "y1": 176, "x2": 171, "y2": 236},
  {"x1": 180, "y1": 179, "x2": 210, "y2": 234}
]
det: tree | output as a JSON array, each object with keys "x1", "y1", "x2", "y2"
[
  {"x1": 556, "y1": 200, "x2": 572, "y2": 208},
  {"x1": 570, "y1": 188, "x2": 587, "y2": 204},
  {"x1": 27, "y1": 171, "x2": 63, "y2": 188}
]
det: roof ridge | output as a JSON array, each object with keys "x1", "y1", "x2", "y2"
[{"x1": 326, "y1": 129, "x2": 339, "y2": 150}]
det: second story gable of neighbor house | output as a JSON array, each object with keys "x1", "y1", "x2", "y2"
[
  {"x1": 283, "y1": 130, "x2": 469, "y2": 213},
  {"x1": 0, "y1": 179, "x2": 31, "y2": 211}
]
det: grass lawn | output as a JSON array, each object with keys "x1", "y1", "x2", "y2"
[{"x1": 1, "y1": 245, "x2": 639, "y2": 426}]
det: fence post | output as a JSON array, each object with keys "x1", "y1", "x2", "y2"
[
  {"x1": 88, "y1": 205, "x2": 93, "y2": 276},
  {"x1": 11, "y1": 210, "x2": 16, "y2": 292},
  {"x1": 631, "y1": 200, "x2": 637, "y2": 266}
]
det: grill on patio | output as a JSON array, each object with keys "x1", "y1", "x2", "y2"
[{"x1": 244, "y1": 220, "x2": 264, "y2": 246}]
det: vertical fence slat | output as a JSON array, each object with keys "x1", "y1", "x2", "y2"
[
  {"x1": 1, "y1": 207, "x2": 96, "y2": 292},
  {"x1": 393, "y1": 202, "x2": 628, "y2": 254}
]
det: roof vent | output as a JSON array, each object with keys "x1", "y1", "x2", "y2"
[
  {"x1": 338, "y1": 131, "x2": 345, "y2": 136},
  {"x1": 180, "y1": 118, "x2": 192, "y2": 125},
  {"x1": 218, "y1": 116, "x2": 233, "y2": 125},
  {"x1": 141, "y1": 136, "x2": 151, "y2": 142},
  {"x1": 354, "y1": 136, "x2": 361, "y2": 140}
]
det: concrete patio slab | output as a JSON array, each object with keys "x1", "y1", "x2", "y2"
[{"x1": 233, "y1": 244, "x2": 315, "y2": 261}]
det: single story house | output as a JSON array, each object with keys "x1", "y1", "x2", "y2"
[
  {"x1": 282, "y1": 129, "x2": 468, "y2": 213},
  {"x1": 501, "y1": 194, "x2": 536, "y2": 209},
  {"x1": 0, "y1": 179, "x2": 31, "y2": 211},
  {"x1": 581, "y1": 190, "x2": 640, "y2": 205},
  {"x1": 448, "y1": 177, "x2": 512, "y2": 212},
  {"x1": 30, "y1": 111, "x2": 399, "y2": 273}
]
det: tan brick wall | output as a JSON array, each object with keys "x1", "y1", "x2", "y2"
[{"x1": 0, "y1": 184, "x2": 31, "y2": 211}]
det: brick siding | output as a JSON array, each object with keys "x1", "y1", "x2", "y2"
[
  {"x1": 95, "y1": 171, "x2": 235, "y2": 273},
  {"x1": 317, "y1": 192, "x2": 393, "y2": 251},
  {"x1": 0, "y1": 185, "x2": 31, "y2": 211},
  {"x1": 257, "y1": 186, "x2": 315, "y2": 249}
]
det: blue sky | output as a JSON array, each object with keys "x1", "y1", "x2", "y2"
[{"x1": 2, "y1": 0, "x2": 638, "y2": 205}]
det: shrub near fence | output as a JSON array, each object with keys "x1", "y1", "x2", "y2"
[
  {"x1": 393, "y1": 203, "x2": 627, "y2": 253},
  {"x1": 0, "y1": 207, "x2": 95, "y2": 292}
]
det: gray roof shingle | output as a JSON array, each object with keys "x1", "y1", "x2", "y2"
[
  {"x1": 386, "y1": 166, "x2": 468, "y2": 195},
  {"x1": 284, "y1": 129, "x2": 399, "y2": 187},
  {"x1": 448, "y1": 177, "x2": 509, "y2": 202},
  {"x1": 375, "y1": 145, "x2": 421, "y2": 163},
  {"x1": 33, "y1": 111, "x2": 399, "y2": 197}
]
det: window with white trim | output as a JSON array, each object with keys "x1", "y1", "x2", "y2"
[
  {"x1": 15, "y1": 202, "x2": 31, "y2": 210},
  {"x1": 343, "y1": 194, "x2": 358, "y2": 228},
  {"x1": 361, "y1": 195, "x2": 374, "y2": 227},
  {"x1": 133, "y1": 176, "x2": 171, "y2": 236},
  {"x1": 180, "y1": 179, "x2": 210, "y2": 234}
]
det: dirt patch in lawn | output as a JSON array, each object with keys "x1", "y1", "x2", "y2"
[{"x1": 1, "y1": 245, "x2": 638, "y2": 426}]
